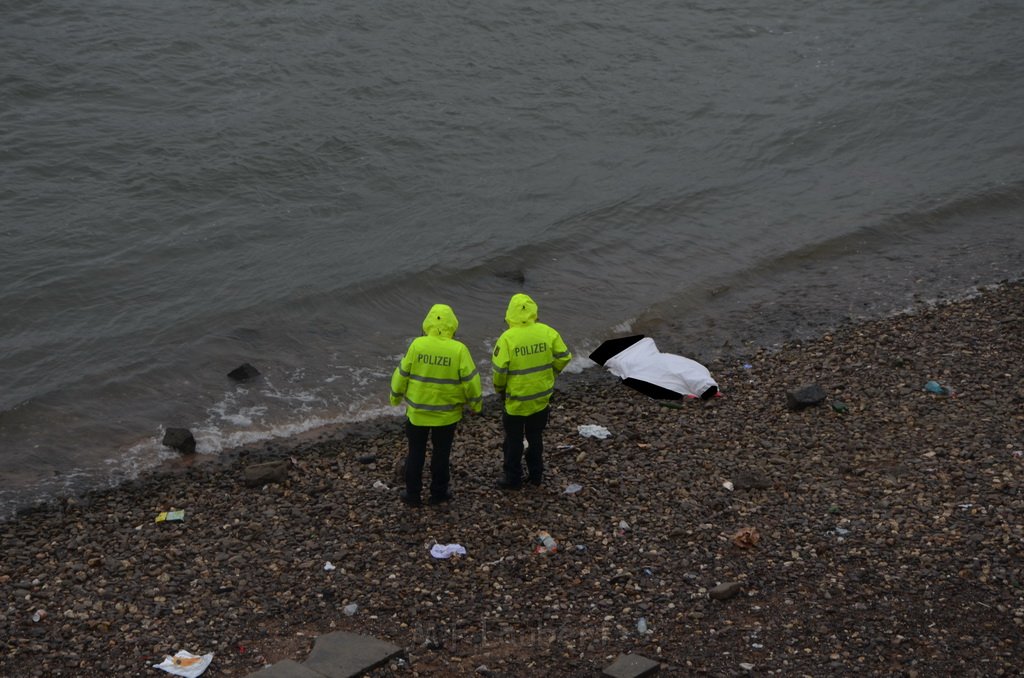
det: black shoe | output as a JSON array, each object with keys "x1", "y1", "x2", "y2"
[
  {"x1": 400, "y1": 490, "x2": 422, "y2": 507},
  {"x1": 526, "y1": 476, "x2": 542, "y2": 487},
  {"x1": 496, "y1": 476, "x2": 522, "y2": 490},
  {"x1": 427, "y1": 491, "x2": 452, "y2": 506}
]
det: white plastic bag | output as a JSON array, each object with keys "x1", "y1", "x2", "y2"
[
  {"x1": 577, "y1": 424, "x2": 611, "y2": 439},
  {"x1": 430, "y1": 543, "x2": 466, "y2": 559},
  {"x1": 152, "y1": 650, "x2": 213, "y2": 677}
]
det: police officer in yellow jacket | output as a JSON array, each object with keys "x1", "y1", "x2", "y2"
[
  {"x1": 492, "y1": 293, "x2": 571, "y2": 489},
  {"x1": 390, "y1": 304, "x2": 482, "y2": 506}
]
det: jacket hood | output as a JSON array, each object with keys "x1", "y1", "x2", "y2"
[
  {"x1": 422, "y1": 304, "x2": 458, "y2": 338},
  {"x1": 505, "y1": 293, "x2": 538, "y2": 327}
]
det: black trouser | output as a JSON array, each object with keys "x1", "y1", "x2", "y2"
[
  {"x1": 405, "y1": 421, "x2": 457, "y2": 500},
  {"x1": 502, "y1": 407, "x2": 549, "y2": 483}
]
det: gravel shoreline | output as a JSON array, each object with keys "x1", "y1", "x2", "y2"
[{"x1": 2, "y1": 280, "x2": 1023, "y2": 677}]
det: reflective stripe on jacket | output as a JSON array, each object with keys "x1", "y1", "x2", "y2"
[
  {"x1": 492, "y1": 293, "x2": 571, "y2": 416},
  {"x1": 390, "y1": 304, "x2": 483, "y2": 426}
]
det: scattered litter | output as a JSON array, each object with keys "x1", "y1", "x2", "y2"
[
  {"x1": 323, "y1": 562, "x2": 336, "y2": 571},
  {"x1": 152, "y1": 650, "x2": 214, "y2": 678},
  {"x1": 343, "y1": 603, "x2": 358, "y2": 616},
  {"x1": 642, "y1": 567, "x2": 654, "y2": 577},
  {"x1": 743, "y1": 363, "x2": 753, "y2": 370},
  {"x1": 958, "y1": 503, "x2": 974, "y2": 510},
  {"x1": 155, "y1": 510, "x2": 185, "y2": 523},
  {"x1": 740, "y1": 662, "x2": 755, "y2": 671},
  {"x1": 1012, "y1": 450, "x2": 1023, "y2": 458},
  {"x1": 563, "y1": 483, "x2": 583, "y2": 495},
  {"x1": 833, "y1": 527, "x2": 850, "y2": 537},
  {"x1": 535, "y1": 531, "x2": 559, "y2": 555},
  {"x1": 730, "y1": 527, "x2": 760, "y2": 548},
  {"x1": 484, "y1": 556, "x2": 508, "y2": 566},
  {"x1": 636, "y1": 617, "x2": 648, "y2": 634},
  {"x1": 574, "y1": 544, "x2": 588, "y2": 553},
  {"x1": 372, "y1": 480, "x2": 390, "y2": 490},
  {"x1": 31, "y1": 609, "x2": 46, "y2": 623},
  {"x1": 556, "y1": 444, "x2": 576, "y2": 450},
  {"x1": 578, "y1": 424, "x2": 611, "y2": 439},
  {"x1": 722, "y1": 480, "x2": 734, "y2": 491},
  {"x1": 430, "y1": 543, "x2": 466, "y2": 559},
  {"x1": 616, "y1": 520, "x2": 631, "y2": 537}
]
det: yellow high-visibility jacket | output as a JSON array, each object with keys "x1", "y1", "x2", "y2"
[
  {"x1": 390, "y1": 304, "x2": 482, "y2": 426},
  {"x1": 492, "y1": 293, "x2": 571, "y2": 416}
]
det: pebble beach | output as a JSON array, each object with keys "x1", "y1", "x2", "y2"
[{"x1": 2, "y1": 280, "x2": 1023, "y2": 677}]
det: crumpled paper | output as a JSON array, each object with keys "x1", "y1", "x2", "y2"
[
  {"x1": 577, "y1": 424, "x2": 611, "y2": 439},
  {"x1": 430, "y1": 543, "x2": 467, "y2": 559},
  {"x1": 152, "y1": 650, "x2": 213, "y2": 677}
]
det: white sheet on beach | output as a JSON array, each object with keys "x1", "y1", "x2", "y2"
[{"x1": 604, "y1": 337, "x2": 717, "y2": 398}]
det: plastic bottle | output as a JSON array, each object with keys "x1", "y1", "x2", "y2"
[{"x1": 535, "y1": 531, "x2": 558, "y2": 555}]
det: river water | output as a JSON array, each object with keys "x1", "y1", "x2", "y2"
[{"x1": 2, "y1": 0, "x2": 1022, "y2": 517}]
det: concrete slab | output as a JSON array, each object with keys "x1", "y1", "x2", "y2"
[
  {"x1": 602, "y1": 653, "x2": 661, "y2": 678},
  {"x1": 246, "y1": 658, "x2": 325, "y2": 678},
  {"x1": 302, "y1": 631, "x2": 404, "y2": 678}
]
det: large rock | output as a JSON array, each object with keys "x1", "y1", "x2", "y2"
[
  {"x1": 228, "y1": 362, "x2": 261, "y2": 381},
  {"x1": 162, "y1": 427, "x2": 196, "y2": 455},
  {"x1": 785, "y1": 384, "x2": 827, "y2": 410}
]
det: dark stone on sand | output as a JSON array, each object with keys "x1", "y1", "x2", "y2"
[
  {"x1": 786, "y1": 384, "x2": 827, "y2": 410},
  {"x1": 356, "y1": 455, "x2": 377, "y2": 464},
  {"x1": 733, "y1": 470, "x2": 772, "y2": 490},
  {"x1": 162, "y1": 427, "x2": 196, "y2": 455},
  {"x1": 709, "y1": 581, "x2": 742, "y2": 601},
  {"x1": 243, "y1": 460, "x2": 290, "y2": 487},
  {"x1": 228, "y1": 362, "x2": 261, "y2": 381}
]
